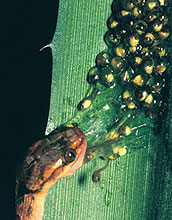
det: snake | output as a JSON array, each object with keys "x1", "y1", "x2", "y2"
[
  {"x1": 15, "y1": 125, "x2": 87, "y2": 220},
  {"x1": 15, "y1": 1, "x2": 171, "y2": 219}
]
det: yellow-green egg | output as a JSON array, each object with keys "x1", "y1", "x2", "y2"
[
  {"x1": 106, "y1": 73, "x2": 114, "y2": 83},
  {"x1": 144, "y1": 33, "x2": 155, "y2": 45},
  {"x1": 135, "y1": 56, "x2": 142, "y2": 65},
  {"x1": 141, "y1": 47, "x2": 152, "y2": 58},
  {"x1": 107, "y1": 16, "x2": 118, "y2": 30},
  {"x1": 152, "y1": 21, "x2": 163, "y2": 32},
  {"x1": 96, "y1": 52, "x2": 110, "y2": 68},
  {"x1": 87, "y1": 66, "x2": 99, "y2": 84},
  {"x1": 107, "y1": 130, "x2": 119, "y2": 140},
  {"x1": 123, "y1": 126, "x2": 131, "y2": 136},
  {"x1": 129, "y1": 34, "x2": 140, "y2": 46},
  {"x1": 159, "y1": 0, "x2": 168, "y2": 6},
  {"x1": 115, "y1": 45, "x2": 126, "y2": 57},
  {"x1": 104, "y1": 31, "x2": 120, "y2": 47},
  {"x1": 135, "y1": 88, "x2": 148, "y2": 101},
  {"x1": 133, "y1": 75, "x2": 144, "y2": 86},
  {"x1": 159, "y1": 26, "x2": 170, "y2": 39},
  {"x1": 121, "y1": 10, "x2": 130, "y2": 17},
  {"x1": 129, "y1": 46, "x2": 137, "y2": 53},
  {"x1": 123, "y1": 90, "x2": 131, "y2": 99},
  {"x1": 132, "y1": 7, "x2": 139, "y2": 17},
  {"x1": 153, "y1": 45, "x2": 166, "y2": 57},
  {"x1": 82, "y1": 99, "x2": 92, "y2": 109},
  {"x1": 113, "y1": 146, "x2": 127, "y2": 157},
  {"x1": 111, "y1": 56, "x2": 124, "y2": 73},
  {"x1": 145, "y1": 94, "x2": 153, "y2": 104},
  {"x1": 144, "y1": 60, "x2": 154, "y2": 74},
  {"x1": 135, "y1": 20, "x2": 147, "y2": 35},
  {"x1": 144, "y1": 11, "x2": 157, "y2": 23},
  {"x1": 146, "y1": 0, "x2": 159, "y2": 10},
  {"x1": 120, "y1": 68, "x2": 134, "y2": 84},
  {"x1": 155, "y1": 65, "x2": 166, "y2": 74},
  {"x1": 128, "y1": 102, "x2": 136, "y2": 109}
]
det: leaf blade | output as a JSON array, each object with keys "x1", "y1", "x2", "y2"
[{"x1": 44, "y1": 1, "x2": 172, "y2": 220}]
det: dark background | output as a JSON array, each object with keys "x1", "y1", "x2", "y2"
[{"x1": 0, "y1": 0, "x2": 59, "y2": 219}]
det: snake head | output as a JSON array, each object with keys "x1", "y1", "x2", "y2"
[
  {"x1": 61, "y1": 126, "x2": 87, "y2": 176},
  {"x1": 16, "y1": 126, "x2": 87, "y2": 195}
]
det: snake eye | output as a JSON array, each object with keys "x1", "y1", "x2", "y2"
[{"x1": 64, "y1": 148, "x2": 77, "y2": 163}]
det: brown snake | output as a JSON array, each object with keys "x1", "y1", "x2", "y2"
[{"x1": 15, "y1": 125, "x2": 87, "y2": 220}]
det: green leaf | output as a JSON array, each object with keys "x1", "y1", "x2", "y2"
[{"x1": 44, "y1": 0, "x2": 172, "y2": 219}]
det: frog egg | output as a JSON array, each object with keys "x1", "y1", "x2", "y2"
[
  {"x1": 147, "y1": 75, "x2": 165, "y2": 93},
  {"x1": 128, "y1": 101, "x2": 137, "y2": 109},
  {"x1": 143, "y1": 94, "x2": 162, "y2": 116},
  {"x1": 154, "y1": 64, "x2": 166, "y2": 74},
  {"x1": 129, "y1": 46, "x2": 137, "y2": 53},
  {"x1": 144, "y1": 11, "x2": 157, "y2": 23},
  {"x1": 159, "y1": 12, "x2": 169, "y2": 24},
  {"x1": 123, "y1": 0, "x2": 135, "y2": 11},
  {"x1": 106, "y1": 73, "x2": 114, "y2": 83},
  {"x1": 123, "y1": 126, "x2": 132, "y2": 136},
  {"x1": 123, "y1": 90, "x2": 137, "y2": 109},
  {"x1": 152, "y1": 20, "x2": 163, "y2": 32},
  {"x1": 152, "y1": 44, "x2": 167, "y2": 57},
  {"x1": 107, "y1": 130, "x2": 119, "y2": 140},
  {"x1": 111, "y1": 1, "x2": 122, "y2": 15},
  {"x1": 133, "y1": 74, "x2": 144, "y2": 86},
  {"x1": 87, "y1": 66, "x2": 99, "y2": 84},
  {"x1": 134, "y1": 20, "x2": 148, "y2": 35},
  {"x1": 128, "y1": 55, "x2": 142, "y2": 69},
  {"x1": 107, "y1": 16, "x2": 119, "y2": 30},
  {"x1": 111, "y1": 56, "x2": 124, "y2": 74},
  {"x1": 77, "y1": 99, "x2": 92, "y2": 111},
  {"x1": 135, "y1": 88, "x2": 148, "y2": 101},
  {"x1": 104, "y1": 31, "x2": 121, "y2": 47},
  {"x1": 120, "y1": 68, "x2": 134, "y2": 84},
  {"x1": 129, "y1": 33, "x2": 140, "y2": 47},
  {"x1": 145, "y1": 0, "x2": 160, "y2": 11},
  {"x1": 99, "y1": 66, "x2": 115, "y2": 87},
  {"x1": 143, "y1": 33, "x2": 155, "y2": 46},
  {"x1": 113, "y1": 146, "x2": 127, "y2": 157},
  {"x1": 122, "y1": 15, "x2": 136, "y2": 30},
  {"x1": 118, "y1": 146, "x2": 127, "y2": 156},
  {"x1": 144, "y1": 93, "x2": 154, "y2": 105},
  {"x1": 159, "y1": 0, "x2": 169, "y2": 6},
  {"x1": 143, "y1": 60, "x2": 154, "y2": 74},
  {"x1": 123, "y1": 90, "x2": 131, "y2": 100},
  {"x1": 121, "y1": 10, "x2": 130, "y2": 17},
  {"x1": 114, "y1": 44, "x2": 126, "y2": 58},
  {"x1": 140, "y1": 47, "x2": 153, "y2": 59},
  {"x1": 132, "y1": 6, "x2": 143, "y2": 19},
  {"x1": 158, "y1": 25, "x2": 171, "y2": 39},
  {"x1": 109, "y1": 154, "x2": 116, "y2": 160},
  {"x1": 154, "y1": 57, "x2": 168, "y2": 74},
  {"x1": 129, "y1": 44, "x2": 143, "y2": 54},
  {"x1": 115, "y1": 7, "x2": 131, "y2": 21},
  {"x1": 96, "y1": 52, "x2": 110, "y2": 68},
  {"x1": 120, "y1": 71, "x2": 130, "y2": 84},
  {"x1": 114, "y1": 26, "x2": 128, "y2": 39}
]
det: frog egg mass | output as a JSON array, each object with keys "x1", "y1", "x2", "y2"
[{"x1": 79, "y1": 0, "x2": 170, "y2": 119}]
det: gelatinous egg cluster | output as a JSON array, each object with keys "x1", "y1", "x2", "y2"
[{"x1": 80, "y1": 0, "x2": 171, "y2": 119}]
